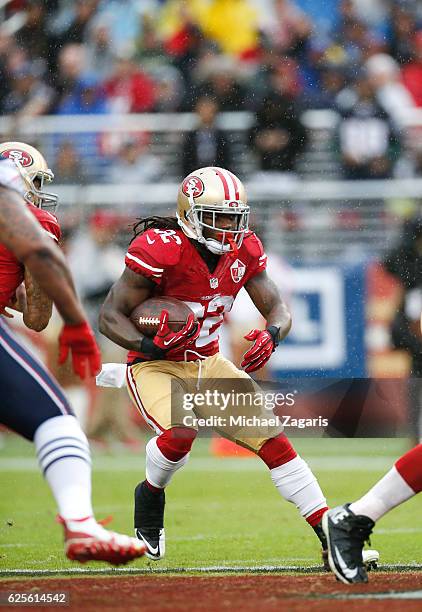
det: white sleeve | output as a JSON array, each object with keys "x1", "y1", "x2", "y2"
[{"x1": 0, "y1": 159, "x2": 26, "y2": 196}]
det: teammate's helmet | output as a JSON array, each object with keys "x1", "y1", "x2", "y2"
[
  {"x1": 177, "y1": 167, "x2": 249, "y2": 255},
  {"x1": 0, "y1": 141, "x2": 58, "y2": 211}
]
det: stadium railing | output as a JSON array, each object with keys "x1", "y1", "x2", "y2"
[
  {"x1": 0, "y1": 110, "x2": 421, "y2": 262},
  {"x1": 47, "y1": 177, "x2": 422, "y2": 264}
]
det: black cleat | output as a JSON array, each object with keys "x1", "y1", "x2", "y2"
[
  {"x1": 134, "y1": 480, "x2": 165, "y2": 560},
  {"x1": 322, "y1": 504, "x2": 375, "y2": 584},
  {"x1": 313, "y1": 520, "x2": 330, "y2": 571}
]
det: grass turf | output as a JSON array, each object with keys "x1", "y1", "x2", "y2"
[{"x1": 1, "y1": 435, "x2": 421, "y2": 571}]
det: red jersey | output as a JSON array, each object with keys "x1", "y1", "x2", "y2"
[
  {"x1": 125, "y1": 228, "x2": 267, "y2": 362},
  {"x1": 401, "y1": 63, "x2": 422, "y2": 107},
  {"x1": 0, "y1": 206, "x2": 61, "y2": 310}
]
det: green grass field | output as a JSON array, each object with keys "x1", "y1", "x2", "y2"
[{"x1": 1, "y1": 435, "x2": 421, "y2": 572}]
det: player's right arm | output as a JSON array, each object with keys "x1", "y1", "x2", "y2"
[
  {"x1": 99, "y1": 228, "x2": 198, "y2": 355},
  {"x1": 100, "y1": 229, "x2": 169, "y2": 351},
  {"x1": 99, "y1": 266, "x2": 155, "y2": 351},
  {"x1": 99, "y1": 267, "x2": 199, "y2": 356}
]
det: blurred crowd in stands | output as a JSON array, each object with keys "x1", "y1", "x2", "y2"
[
  {"x1": 2, "y1": 0, "x2": 422, "y2": 442},
  {"x1": 0, "y1": 0, "x2": 421, "y2": 179}
]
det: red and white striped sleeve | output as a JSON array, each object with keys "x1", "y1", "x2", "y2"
[{"x1": 125, "y1": 229, "x2": 181, "y2": 285}]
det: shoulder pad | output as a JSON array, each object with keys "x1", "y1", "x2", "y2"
[
  {"x1": 242, "y1": 231, "x2": 265, "y2": 258},
  {"x1": 126, "y1": 228, "x2": 184, "y2": 281}
]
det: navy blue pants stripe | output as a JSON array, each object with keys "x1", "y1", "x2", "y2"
[{"x1": 0, "y1": 319, "x2": 74, "y2": 441}]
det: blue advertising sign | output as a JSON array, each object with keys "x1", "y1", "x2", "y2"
[{"x1": 271, "y1": 265, "x2": 366, "y2": 378}]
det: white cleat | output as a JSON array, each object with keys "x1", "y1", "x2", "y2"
[{"x1": 363, "y1": 549, "x2": 379, "y2": 571}]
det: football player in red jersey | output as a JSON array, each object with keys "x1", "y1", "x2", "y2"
[
  {"x1": 100, "y1": 166, "x2": 337, "y2": 564},
  {"x1": 0, "y1": 155, "x2": 146, "y2": 565},
  {"x1": 0, "y1": 141, "x2": 61, "y2": 330}
]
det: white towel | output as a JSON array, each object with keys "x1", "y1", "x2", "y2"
[{"x1": 96, "y1": 363, "x2": 127, "y2": 388}]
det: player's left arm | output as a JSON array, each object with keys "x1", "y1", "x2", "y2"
[
  {"x1": 245, "y1": 270, "x2": 291, "y2": 341},
  {"x1": 241, "y1": 270, "x2": 292, "y2": 373}
]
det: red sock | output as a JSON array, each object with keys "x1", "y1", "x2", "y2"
[
  {"x1": 157, "y1": 427, "x2": 197, "y2": 462},
  {"x1": 306, "y1": 506, "x2": 329, "y2": 527},
  {"x1": 258, "y1": 433, "x2": 297, "y2": 469},
  {"x1": 145, "y1": 480, "x2": 163, "y2": 494},
  {"x1": 395, "y1": 444, "x2": 422, "y2": 493}
]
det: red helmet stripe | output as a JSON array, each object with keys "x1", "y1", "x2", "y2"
[
  {"x1": 213, "y1": 167, "x2": 230, "y2": 200},
  {"x1": 227, "y1": 170, "x2": 240, "y2": 200}
]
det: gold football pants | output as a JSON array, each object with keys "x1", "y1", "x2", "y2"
[{"x1": 126, "y1": 352, "x2": 282, "y2": 452}]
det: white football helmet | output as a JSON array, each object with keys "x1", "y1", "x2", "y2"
[
  {"x1": 0, "y1": 141, "x2": 58, "y2": 211},
  {"x1": 177, "y1": 166, "x2": 249, "y2": 254}
]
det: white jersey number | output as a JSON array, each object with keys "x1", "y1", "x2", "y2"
[
  {"x1": 152, "y1": 229, "x2": 182, "y2": 245},
  {"x1": 184, "y1": 296, "x2": 234, "y2": 348}
]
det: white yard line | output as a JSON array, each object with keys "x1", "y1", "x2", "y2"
[
  {"x1": 1, "y1": 564, "x2": 422, "y2": 576},
  {"x1": 327, "y1": 591, "x2": 422, "y2": 600}
]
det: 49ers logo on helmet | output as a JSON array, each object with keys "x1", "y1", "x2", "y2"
[
  {"x1": 182, "y1": 176, "x2": 204, "y2": 198},
  {"x1": 2, "y1": 149, "x2": 33, "y2": 167}
]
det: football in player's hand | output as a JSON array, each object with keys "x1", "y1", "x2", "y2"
[{"x1": 130, "y1": 297, "x2": 195, "y2": 337}]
